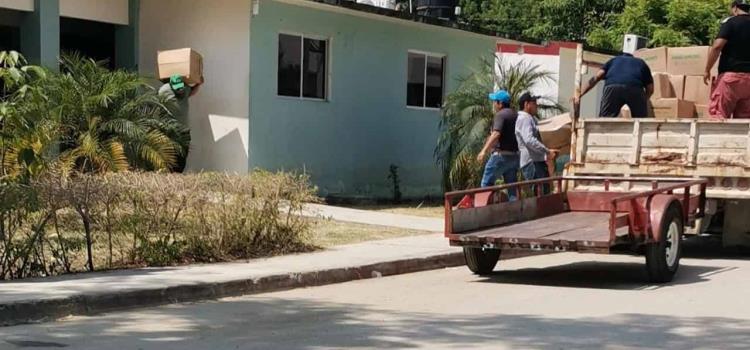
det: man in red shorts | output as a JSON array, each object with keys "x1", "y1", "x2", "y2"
[{"x1": 705, "y1": 0, "x2": 750, "y2": 119}]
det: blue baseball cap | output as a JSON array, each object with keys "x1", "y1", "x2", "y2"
[{"x1": 489, "y1": 90, "x2": 511, "y2": 104}]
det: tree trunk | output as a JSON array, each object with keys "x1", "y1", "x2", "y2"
[{"x1": 77, "y1": 206, "x2": 95, "y2": 272}]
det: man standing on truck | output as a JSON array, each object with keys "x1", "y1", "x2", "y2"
[
  {"x1": 516, "y1": 93, "x2": 558, "y2": 194},
  {"x1": 477, "y1": 90, "x2": 520, "y2": 199},
  {"x1": 704, "y1": 0, "x2": 750, "y2": 119},
  {"x1": 573, "y1": 51, "x2": 655, "y2": 118}
]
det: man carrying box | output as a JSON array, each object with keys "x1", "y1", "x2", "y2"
[
  {"x1": 705, "y1": 0, "x2": 750, "y2": 119},
  {"x1": 573, "y1": 52, "x2": 655, "y2": 118}
]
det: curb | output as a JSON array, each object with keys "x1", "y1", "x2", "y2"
[
  {"x1": 0, "y1": 250, "x2": 543, "y2": 327},
  {"x1": 0, "y1": 252, "x2": 466, "y2": 327}
]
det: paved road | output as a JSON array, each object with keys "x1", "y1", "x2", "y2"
[{"x1": 2, "y1": 243, "x2": 749, "y2": 349}]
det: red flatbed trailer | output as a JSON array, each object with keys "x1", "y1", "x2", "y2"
[{"x1": 444, "y1": 176, "x2": 708, "y2": 283}]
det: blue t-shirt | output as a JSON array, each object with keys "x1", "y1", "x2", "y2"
[{"x1": 602, "y1": 54, "x2": 654, "y2": 88}]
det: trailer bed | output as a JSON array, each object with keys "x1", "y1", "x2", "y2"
[{"x1": 455, "y1": 212, "x2": 629, "y2": 253}]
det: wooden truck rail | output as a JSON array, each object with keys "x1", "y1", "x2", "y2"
[{"x1": 568, "y1": 118, "x2": 750, "y2": 199}]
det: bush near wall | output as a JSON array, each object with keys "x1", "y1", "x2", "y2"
[{"x1": 0, "y1": 171, "x2": 319, "y2": 280}]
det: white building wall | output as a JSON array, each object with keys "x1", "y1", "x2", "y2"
[
  {"x1": 0, "y1": 0, "x2": 33, "y2": 12},
  {"x1": 60, "y1": 0, "x2": 129, "y2": 25},
  {"x1": 139, "y1": 0, "x2": 251, "y2": 174}
]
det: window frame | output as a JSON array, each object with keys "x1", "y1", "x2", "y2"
[
  {"x1": 277, "y1": 31, "x2": 331, "y2": 102},
  {"x1": 406, "y1": 50, "x2": 447, "y2": 110}
]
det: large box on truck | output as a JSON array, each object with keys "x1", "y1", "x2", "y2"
[
  {"x1": 652, "y1": 98, "x2": 696, "y2": 119},
  {"x1": 635, "y1": 47, "x2": 667, "y2": 72},
  {"x1": 157, "y1": 48, "x2": 204, "y2": 85},
  {"x1": 669, "y1": 75, "x2": 686, "y2": 99},
  {"x1": 651, "y1": 73, "x2": 675, "y2": 100},
  {"x1": 667, "y1": 47, "x2": 717, "y2": 76},
  {"x1": 684, "y1": 75, "x2": 712, "y2": 105}
]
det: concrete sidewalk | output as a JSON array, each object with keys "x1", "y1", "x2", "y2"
[
  {"x1": 302, "y1": 203, "x2": 443, "y2": 232},
  {"x1": 0, "y1": 234, "x2": 461, "y2": 327}
]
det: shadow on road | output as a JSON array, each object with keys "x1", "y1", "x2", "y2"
[
  {"x1": 477, "y1": 261, "x2": 732, "y2": 290},
  {"x1": 468, "y1": 235, "x2": 746, "y2": 291},
  {"x1": 2, "y1": 298, "x2": 749, "y2": 349}
]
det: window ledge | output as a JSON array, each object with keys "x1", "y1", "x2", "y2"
[
  {"x1": 406, "y1": 105, "x2": 442, "y2": 112},
  {"x1": 277, "y1": 95, "x2": 330, "y2": 103}
]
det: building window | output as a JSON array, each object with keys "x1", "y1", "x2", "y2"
[
  {"x1": 278, "y1": 33, "x2": 328, "y2": 100},
  {"x1": 407, "y1": 52, "x2": 445, "y2": 108}
]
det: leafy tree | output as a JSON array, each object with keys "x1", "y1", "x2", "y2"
[
  {"x1": 50, "y1": 54, "x2": 190, "y2": 174},
  {"x1": 458, "y1": 0, "x2": 736, "y2": 50},
  {"x1": 0, "y1": 52, "x2": 54, "y2": 183},
  {"x1": 435, "y1": 57, "x2": 562, "y2": 191},
  {"x1": 525, "y1": 0, "x2": 626, "y2": 42}
]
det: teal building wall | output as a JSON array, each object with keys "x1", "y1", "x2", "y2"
[{"x1": 249, "y1": 0, "x2": 498, "y2": 199}]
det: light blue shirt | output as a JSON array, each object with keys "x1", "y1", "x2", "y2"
[{"x1": 515, "y1": 111, "x2": 549, "y2": 168}]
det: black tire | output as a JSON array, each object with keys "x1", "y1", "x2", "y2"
[
  {"x1": 464, "y1": 247, "x2": 500, "y2": 275},
  {"x1": 645, "y1": 202, "x2": 684, "y2": 283}
]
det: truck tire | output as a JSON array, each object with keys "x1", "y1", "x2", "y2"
[
  {"x1": 645, "y1": 202, "x2": 683, "y2": 283},
  {"x1": 464, "y1": 247, "x2": 500, "y2": 275}
]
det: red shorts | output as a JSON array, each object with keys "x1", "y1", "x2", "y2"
[{"x1": 709, "y1": 72, "x2": 750, "y2": 119}]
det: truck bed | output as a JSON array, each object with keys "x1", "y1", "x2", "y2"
[
  {"x1": 569, "y1": 119, "x2": 750, "y2": 199},
  {"x1": 455, "y1": 212, "x2": 629, "y2": 253}
]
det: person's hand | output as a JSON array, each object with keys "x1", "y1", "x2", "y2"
[
  {"x1": 703, "y1": 71, "x2": 712, "y2": 86},
  {"x1": 570, "y1": 95, "x2": 581, "y2": 106},
  {"x1": 547, "y1": 149, "x2": 560, "y2": 159},
  {"x1": 477, "y1": 151, "x2": 487, "y2": 163}
]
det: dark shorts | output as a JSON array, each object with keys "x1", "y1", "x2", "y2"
[{"x1": 600, "y1": 84, "x2": 649, "y2": 118}]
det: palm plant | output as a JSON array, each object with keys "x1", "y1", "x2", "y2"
[
  {"x1": 51, "y1": 53, "x2": 189, "y2": 174},
  {"x1": 0, "y1": 51, "x2": 56, "y2": 183},
  {"x1": 435, "y1": 56, "x2": 563, "y2": 191}
]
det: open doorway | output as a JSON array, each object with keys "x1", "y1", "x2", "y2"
[
  {"x1": 60, "y1": 17, "x2": 115, "y2": 69},
  {"x1": 0, "y1": 9, "x2": 22, "y2": 52}
]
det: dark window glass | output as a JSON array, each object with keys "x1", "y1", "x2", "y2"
[
  {"x1": 425, "y1": 56, "x2": 444, "y2": 108},
  {"x1": 278, "y1": 34, "x2": 302, "y2": 97},
  {"x1": 60, "y1": 17, "x2": 115, "y2": 69},
  {"x1": 407, "y1": 53, "x2": 426, "y2": 107},
  {"x1": 303, "y1": 38, "x2": 327, "y2": 99}
]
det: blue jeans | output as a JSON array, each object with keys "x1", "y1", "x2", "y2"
[
  {"x1": 522, "y1": 161, "x2": 551, "y2": 195},
  {"x1": 481, "y1": 153, "x2": 520, "y2": 200}
]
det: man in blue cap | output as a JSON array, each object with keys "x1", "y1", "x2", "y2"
[{"x1": 477, "y1": 90, "x2": 520, "y2": 199}]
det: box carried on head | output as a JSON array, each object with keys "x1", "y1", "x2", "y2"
[{"x1": 157, "y1": 48, "x2": 204, "y2": 86}]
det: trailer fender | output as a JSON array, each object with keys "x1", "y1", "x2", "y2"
[{"x1": 649, "y1": 194, "x2": 683, "y2": 242}]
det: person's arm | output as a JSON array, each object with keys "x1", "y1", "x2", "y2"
[
  {"x1": 705, "y1": 39, "x2": 727, "y2": 84},
  {"x1": 573, "y1": 69, "x2": 606, "y2": 104},
  {"x1": 642, "y1": 64, "x2": 654, "y2": 98},
  {"x1": 517, "y1": 116, "x2": 550, "y2": 156},
  {"x1": 477, "y1": 131, "x2": 501, "y2": 162},
  {"x1": 189, "y1": 76, "x2": 205, "y2": 97},
  {"x1": 645, "y1": 83, "x2": 655, "y2": 98}
]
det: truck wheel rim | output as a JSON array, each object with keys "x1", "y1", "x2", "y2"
[{"x1": 666, "y1": 221, "x2": 680, "y2": 267}]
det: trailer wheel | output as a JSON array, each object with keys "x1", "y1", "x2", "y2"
[
  {"x1": 645, "y1": 202, "x2": 683, "y2": 283},
  {"x1": 464, "y1": 247, "x2": 500, "y2": 275}
]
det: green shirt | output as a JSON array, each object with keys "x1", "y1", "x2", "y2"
[{"x1": 159, "y1": 83, "x2": 192, "y2": 123}]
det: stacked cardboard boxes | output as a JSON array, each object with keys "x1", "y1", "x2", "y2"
[{"x1": 633, "y1": 46, "x2": 716, "y2": 118}]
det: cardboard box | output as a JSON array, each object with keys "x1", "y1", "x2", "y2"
[
  {"x1": 635, "y1": 47, "x2": 668, "y2": 73},
  {"x1": 157, "y1": 48, "x2": 204, "y2": 85},
  {"x1": 667, "y1": 46, "x2": 717, "y2": 76},
  {"x1": 684, "y1": 75, "x2": 712, "y2": 105},
  {"x1": 669, "y1": 75, "x2": 686, "y2": 99},
  {"x1": 652, "y1": 98, "x2": 696, "y2": 119},
  {"x1": 696, "y1": 104, "x2": 710, "y2": 118},
  {"x1": 539, "y1": 113, "x2": 572, "y2": 154},
  {"x1": 651, "y1": 73, "x2": 675, "y2": 100}
]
